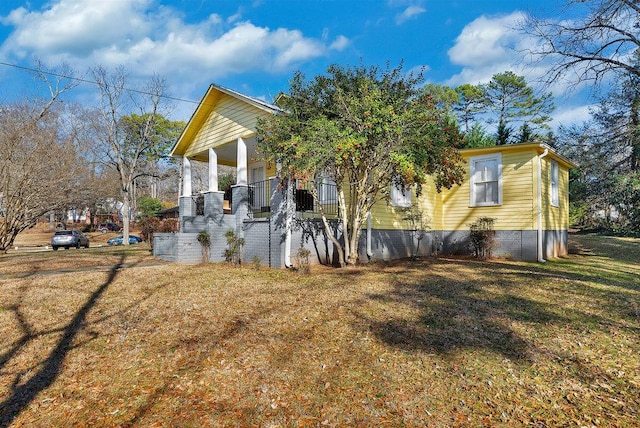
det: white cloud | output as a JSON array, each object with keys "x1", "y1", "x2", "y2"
[
  {"x1": 445, "y1": 12, "x2": 596, "y2": 97},
  {"x1": 448, "y1": 12, "x2": 525, "y2": 69},
  {"x1": 551, "y1": 104, "x2": 593, "y2": 129},
  {"x1": 446, "y1": 12, "x2": 556, "y2": 91},
  {"x1": 445, "y1": 11, "x2": 595, "y2": 129},
  {"x1": 2, "y1": 0, "x2": 153, "y2": 58},
  {"x1": 329, "y1": 35, "x2": 350, "y2": 51},
  {"x1": 395, "y1": 5, "x2": 426, "y2": 25},
  {"x1": 0, "y1": 0, "x2": 346, "y2": 82}
]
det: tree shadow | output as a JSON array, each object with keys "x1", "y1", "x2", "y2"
[
  {"x1": 354, "y1": 248, "x2": 639, "y2": 363},
  {"x1": 0, "y1": 256, "x2": 126, "y2": 427},
  {"x1": 355, "y1": 266, "x2": 567, "y2": 362}
]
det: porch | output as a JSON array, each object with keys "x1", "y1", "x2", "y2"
[{"x1": 154, "y1": 133, "x2": 340, "y2": 267}]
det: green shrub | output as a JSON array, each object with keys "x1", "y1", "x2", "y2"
[
  {"x1": 469, "y1": 217, "x2": 496, "y2": 259},
  {"x1": 251, "y1": 256, "x2": 262, "y2": 270},
  {"x1": 138, "y1": 196, "x2": 163, "y2": 219},
  {"x1": 224, "y1": 229, "x2": 244, "y2": 264},
  {"x1": 197, "y1": 231, "x2": 211, "y2": 263}
]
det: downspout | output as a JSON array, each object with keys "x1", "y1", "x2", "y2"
[
  {"x1": 366, "y1": 212, "x2": 373, "y2": 260},
  {"x1": 537, "y1": 148, "x2": 549, "y2": 262},
  {"x1": 284, "y1": 179, "x2": 293, "y2": 268}
]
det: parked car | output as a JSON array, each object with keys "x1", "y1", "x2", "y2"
[
  {"x1": 98, "y1": 222, "x2": 122, "y2": 233},
  {"x1": 51, "y1": 230, "x2": 90, "y2": 250},
  {"x1": 107, "y1": 235, "x2": 143, "y2": 246}
]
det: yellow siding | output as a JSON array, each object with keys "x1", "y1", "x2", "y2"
[
  {"x1": 355, "y1": 146, "x2": 570, "y2": 233},
  {"x1": 431, "y1": 180, "x2": 443, "y2": 230},
  {"x1": 542, "y1": 159, "x2": 570, "y2": 230},
  {"x1": 266, "y1": 163, "x2": 276, "y2": 178},
  {"x1": 370, "y1": 177, "x2": 440, "y2": 230},
  {"x1": 442, "y1": 150, "x2": 537, "y2": 231},
  {"x1": 184, "y1": 94, "x2": 271, "y2": 158}
]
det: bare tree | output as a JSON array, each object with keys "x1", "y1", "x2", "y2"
[
  {"x1": 524, "y1": 0, "x2": 640, "y2": 87},
  {"x1": 0, "y1": 63, "x2": 82, "y2": 251},
  {"x1": 524, "y1": 1, "x2": 640, "y2": 235},
  {"x1": 91, "y1": 66, "x2": 167, "y2": 245}
]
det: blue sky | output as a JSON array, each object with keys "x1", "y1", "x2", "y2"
[{"x1": 0, "y1": 0, "x2": 591, "y2": 127}]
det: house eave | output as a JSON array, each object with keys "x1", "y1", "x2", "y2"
[{"x1": 460, "y1": 142, "x2": 577, "y2": 169}]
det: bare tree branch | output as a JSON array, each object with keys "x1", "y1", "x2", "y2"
[{"x1": 523, "y1": 0, "x2": 640, "y2": 88}]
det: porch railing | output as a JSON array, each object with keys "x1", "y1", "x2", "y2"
[
  {"x1": 294, "y1": 180, "x2": 339, "y2": 218},
  {"x1": 249, "y1": 179, "x2": 272, "y2": 214},
  {"x1": 247, "y1": 179, "x2": 339, "y2": 218}
]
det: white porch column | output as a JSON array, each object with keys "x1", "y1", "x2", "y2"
[
  {"x1": 236, "y1": 137, "x2": 248, "y2": 186},
  {"x1": 182, "y1": 155, "x2": 192, "y2": 197},
  {"x1": 284, "y1": 180, "x2": 293, "y2": 268},
  {"x1": 208, "y1": 148, "x2": 218, "y2": 192}
]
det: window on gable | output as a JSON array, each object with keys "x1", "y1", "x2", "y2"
[
  {"x1": 470, "y1": 153, "x2": 502, "y2": 207},
  {"x1": 550, "y1": 160, "x2": 559, "y2": 207},
  {"x1": 391, "y1": 183, "x2": 412, "y2": 208}
]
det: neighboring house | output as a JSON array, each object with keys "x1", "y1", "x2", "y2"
[
  {"x1": 157, "y1": 206, "x2": 179, "y2": 220},
  {"x1": 154, "y1": 84, "x2": 575, "y2": 266},
  {"x1": 94, "y1": 198, "x2": 130, "y2": 222},
  {"x1": 66, "y1": 208, "x2": 90, "y2": 223}
]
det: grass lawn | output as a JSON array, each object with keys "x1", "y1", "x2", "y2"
[{"x1": 0, "y1": 234, "x2": 638, "y2": 427}]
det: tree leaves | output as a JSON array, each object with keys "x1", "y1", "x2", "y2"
[{"x1": 257, "y1": 63, "x2": 464, "y2": 265}]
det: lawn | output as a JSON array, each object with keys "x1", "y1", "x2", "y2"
[{"x1": 0, "y1": 234, "x2": 638, "y2": 427}]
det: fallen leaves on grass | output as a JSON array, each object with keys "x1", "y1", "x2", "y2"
[{"x1": 0, "y1": 235, "x2": 638, "y2": 426}]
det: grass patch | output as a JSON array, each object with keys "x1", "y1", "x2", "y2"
[{"x1": 0, "y1": 234, "x2": 638, "y2": 426}]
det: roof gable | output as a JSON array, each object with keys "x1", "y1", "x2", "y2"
[{"x1": 170, "y1": 84, "x2": 282, "y2": 158}]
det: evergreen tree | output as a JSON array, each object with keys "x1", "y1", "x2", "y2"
[
  {"x1": 257, "y1": 63, "x2": 465, "y2": 266},
  {"x1": 483, "y1": 71, "x2": 554, "y2": 140},
  {"x1": 463, "y1": 123, "x2": 495, "y2": 148},
  {"x1": 495, "y1": 120, "x2": 512, "y2": 145},
  {"x1": 454, "y1": 83, "x2": 487, "y2": 134},
  {"x1": 517, "y1": 123, "x2": 533, "y2": 144},
  {"x1": 557, "y1": 64, "x2": 640, "y2": 234}
]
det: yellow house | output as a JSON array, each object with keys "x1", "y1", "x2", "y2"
[
  {"x1": 154, "y1": 84, "x2": 575, "y2": 265},
  {"x1": 368, "y1": 143, "x2": 575, "y2": 261}
]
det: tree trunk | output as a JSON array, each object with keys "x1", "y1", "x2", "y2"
[
  {"x1": 122, "y1": 187, "x2": 131, "y2": 246},
  {"x1": 347, "y1": 208, "x2": 362, "y2": 265},
  {"x1": 320, "y1": 214, "x2": 345, "y2": 268},
  {"x1": 338, "y1": 188, "x2": 350, "y2": 266}
]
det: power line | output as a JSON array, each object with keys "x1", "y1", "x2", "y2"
[{"x1": 0, "y1": 60, "x2": 200, "y2": 105}]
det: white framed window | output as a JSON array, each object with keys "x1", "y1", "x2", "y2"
[
  {"x1": 550, "y1": 160, "x2": 559, "y2": 207},
  {"x1": 391, "y1": 183, "x2": 412, "y2": 208},
  {"x1": 470, "y1": 153, "x2": 502, "y2": 207},
  {"x1": 317, "y1": 174, "x2": 337, "y2": 204}
]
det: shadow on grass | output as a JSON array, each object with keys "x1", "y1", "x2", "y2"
[
  {"x1": 355, "y1": 239, "x2": 639, "y2": 363},
  {"x1": 0, "y1": 256, "x2": 126, "y2": 427},
  {"x1": 357, "y1": 263, "x2": 563, "y2": 362},
  {"x1": 573, "y1": 234, "x2": 640, "y2": 265}
]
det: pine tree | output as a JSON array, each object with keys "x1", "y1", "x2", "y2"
[{"x1": 483, "y1": 71, "x2": 554, "y2": 139}]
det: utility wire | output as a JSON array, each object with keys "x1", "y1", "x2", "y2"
[{"x1": 0, "y1": 60, "x2": 200, "y2": 105}]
